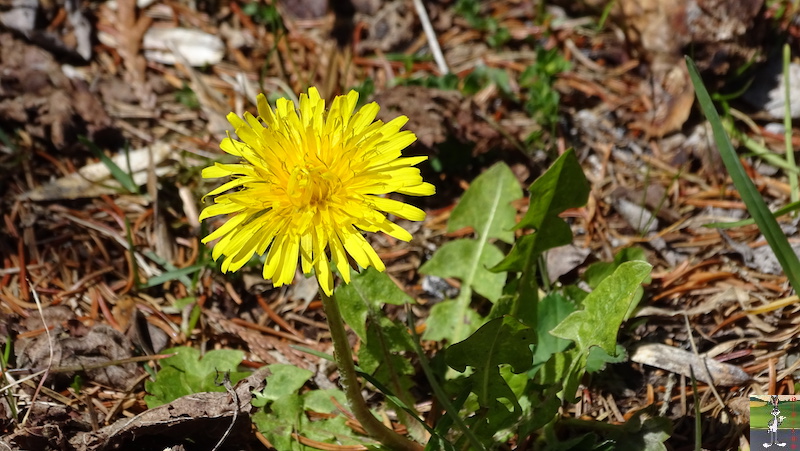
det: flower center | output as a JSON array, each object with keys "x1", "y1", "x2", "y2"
[{"x1": 286, "y1": 163, "x2": 341, "y2": 210}]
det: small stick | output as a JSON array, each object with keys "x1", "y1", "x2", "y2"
[{"x1": 411, "y1": 0, "x2": 449, "y2": 74}]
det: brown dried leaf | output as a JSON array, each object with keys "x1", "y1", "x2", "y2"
[
  {"x1": 69, "y1": 367, "x2": 270, "y2": 450},
  {"x1": 16, "y1": 308, "x2": 138, "y2": 389}
]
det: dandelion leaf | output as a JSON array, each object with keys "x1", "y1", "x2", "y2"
[
  {"x1": 493, "y1": 149, "x2": 589, "y2": 273},
  {"x1": 421, "y1": 239, "x2": 506, "y2": 302},
  {"x1": 252, "y1": 394, "x2": 304, "y2": 450},
  {"x1": 423, "y1": 299, "x2": 483, "y2": 342},
  {"x1": 517, "y1": 148, "x2": 589, "y2": 232},
  {"x1": 337, "y1": 267, "x2": 413, "y2": 342},
  {"x1": 446, "y1": 316, "x2": 535, "y2": 414},
  {"x1": 583, "y1": 247, "x2": 649, "y2": 289},
  {"x1": 447, "y1": 162, "x2": 523, "y2": 244},
  {"x1": 550, "y1": 261, "x2": 651, "y2": 355},
  {"x1": 530, "y1": 293, "x2": 576, "y2": 377},
  {"x1": 144, "y1": 347, "x2": 247, "y2": 408},
  {"x1": 259, "y1": 364, "x2": 313, "y2": 402},
  {"x1": 253, "y1": 370, "x2": 370, "y2": 449}
]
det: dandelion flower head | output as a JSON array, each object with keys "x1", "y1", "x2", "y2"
[{"x1": 200, "y1": 87, "x2": 435, "y2": 295}]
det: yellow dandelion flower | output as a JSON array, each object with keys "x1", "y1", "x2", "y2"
[{"x1": 200, "y1": 87, "x2": 435, "y2": 295}]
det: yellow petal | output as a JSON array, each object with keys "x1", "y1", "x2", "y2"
[
  {"x1": 203, "y1": 212, "x2": 247, "y2": 244},
  {"x1": 315, "y1": 258, "x2": 333, "y2": 295},
  {"x1": 369, "y1": 196, "x2": 426, "y2": 221},
  {"x1": 199, "y1": 201, "x2": 243, "y2": 221}
]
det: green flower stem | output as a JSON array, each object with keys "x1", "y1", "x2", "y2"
[{"x1": 319, "y1": 287, "x2": 423, "y2": 451}]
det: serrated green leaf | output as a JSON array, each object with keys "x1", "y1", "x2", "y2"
[
  {"x1": 493, "y1": 150, "x2": 588, "y2": 274},
  {"x1": 538, "y1": 347, "x2": 584, "y2": 403},
  {"x1": 144, "y1": 347, "x2": 247, "y2": 408},
  {"x1": 550, "y1": 261, "x2": 651, "y2": 355},
  {"x1": 447, "y1": 162, "x2": 523, "y2": 244},
  {"x1": 420, "y1": 162, "x2": 521, "y2": 345},
  {"x1": 493, "y1": 149, "x2": 590, "y2": 333},
  {"x1": 492, "y1": 216, "x2": 574, "y2": 273},
  {"x1": 446, "y1": 316, "x2": 535, "y2": 411},
  {"x1": 357, "y1": 316, "x2": 422, "y2": 439},
  {"x1": 358, "y1": 317, "x2": 414, "y2": 376},
  {"x1": 421, "y1": 240, "x2": 506, "y2": 302},
  {"x1": 259, "y1": 364, "x2": 313, "y2": 402},
  {"x1": 336, "y1": 266, "x2": 413, "y2": 342},
  {"x1": 301, "y1": 415, "x2": 367, "y2": 446},
  {"x1": 334, "y1": 269, "x2": 426, "y2": 442},
  {"x1": 517, "y1": 383, "x2": 562, "y2": 440},
  {"x1": 516, "y1": 149, "x2": 589, "y2": 231}
]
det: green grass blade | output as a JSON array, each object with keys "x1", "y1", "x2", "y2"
[
  {"x1": 784, "y1": 44, "x2": 798, "y2": 206},
  {"x1": 705, "y1": 200, "x2": 800, "y2": 229},
  {"x1": 142, "y1": 264, "x2": 204, "y2": 288},
  {"x1": 686, "y1": 56, "x2": 800, "y2": 292},
  {"x1": 143, "y1": 251, "x2": 197, "y2": 288},
  {"x1": 80, "y1": 137, "x2": 139, "y2": 194},
  {"x1": 690, "y1": 368, "x2": 701, "y2": 451}
]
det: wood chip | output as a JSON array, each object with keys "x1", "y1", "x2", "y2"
[{"x1": 631, "y1": 343, "x2": 750, "y2": 386}]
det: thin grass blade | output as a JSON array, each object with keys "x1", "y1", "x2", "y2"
[{"x1": 687, "y1": 56, "x2": 800, "y2": 292}]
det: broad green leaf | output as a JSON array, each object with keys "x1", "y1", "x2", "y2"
[
  {"x1": 583, "y1": 247, "x2": 648, "y2": 289},
  {"x1": 446, "y1": 316, "x2": 535, "y2": 411},
  {"x1": 144, "y1": 347, "x2": 247, "y2": 408},
  {"x1": 259, "y1": 364, "x2": 313, "y2": 402},
  {"x1": 337, "y1": 266, "x2": 413, "y2": 341},
  {"x1": 530, "y1": 293, "x2": 576, "y2": 376},
  {"x1": 254, "y1": 384, "x2": 370, "y2": 450},
  {"x1": 537, "y1": 347, "x2": 583, "y2": 402},
  {"x1": 358, "y1": 316, "x2": 424, "y2": 440},
  {"x1": 491, "y1": 216, "x2": 573, "y2": 273},
  {"x1": 516, "y1": 383, "x2": 562, "y2": 440},
  {"x1": 550, "y1": 261, "x2": 651, "y2": 355},
  {"x1": 358, "y1": 316, "x2": 415, "y2": 381},
  {"x1": 421, "y1": 240, "x2": 506, "y2": 302},
  {"x1": 252, "y1": 394, "x2": 305, "y2": 450},
  {"x1": 300, "y1": 415, "x2": 367, "y2": 447},
  {"x1": 612, "y1": 410, "x2": 670, "y2": 451},
  {"x1": 688, "y1": 56, "x2": 800, "y2": 291},
  {"x1": 334, "y1": 269, "x2": 426, "y2": 441},
  {"x1": 586, "y1": 344, "x2": 627, "y2": 373},
  {"x1": 423, "y1": 299, "x2": 483, "y2": 342},
  {"x1": 447, "y1": 162, "x2": 523, "y2": 244},
  {"x1": 302, "y1": 389, "x2": 347, "y2": 413}
]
